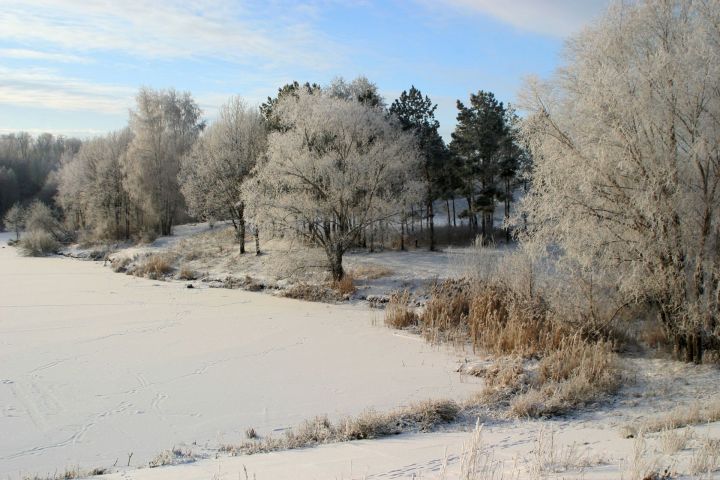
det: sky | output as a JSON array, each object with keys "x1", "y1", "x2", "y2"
[{"x1": 0, "y1": 0, "x2": 609, "y2": 141}]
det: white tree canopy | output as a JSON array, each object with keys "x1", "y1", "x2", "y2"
[
  {"x1": 517, "y1": 0, "x2": 720, "y2": 359},
  {"x1": 180, "y1": 96, "x2": 266, "y2": 251},
  {"x1": 245, "y1": 89, "x2": 422, "y2": 279}
]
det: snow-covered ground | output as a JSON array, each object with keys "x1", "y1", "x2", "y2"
[
  {"x1": 0, "y1": 233, "x2": 481, "y2": 479},
  {"x1": 3, "y1": 230, "x2": 720, "y2": 480}
]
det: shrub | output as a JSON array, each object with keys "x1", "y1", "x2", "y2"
[
  {"x1": 384, "y1": 290, "x2": 418, "y2": 329},
  {"x1": 18, "y1": 230, "x2": 59, "y2": 256}
]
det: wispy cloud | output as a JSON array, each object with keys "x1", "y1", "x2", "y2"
[
  {"x1": 0, "y1": 48, "x2": 90, "y2": 63},
  {"x1": 0, "y1": 66, "x2": 134, "y2": 113},
  {"x1": 431, "y1": 0, "x2": 609, "y2": 37},
  {"x1": 0, "y1": 0, "x2": 343, "y2": 69}
]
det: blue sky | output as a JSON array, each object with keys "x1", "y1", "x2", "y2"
[{"x1": 0, "y1": 0, "x2": 609, "y2": 141}]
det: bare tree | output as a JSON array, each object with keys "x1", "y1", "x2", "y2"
[
  {"x1": 180, "y1": 97, "x2": 266, "y2": 252},
  {"x1": 517, "y1": 0, "x2": 720, "y2": 362},
  {"x1": 124, "y1": 88, "x2": 203, "y2": 236},
  {"x1": 245, "y1": 90, "x2": 422, "y2": 280}
]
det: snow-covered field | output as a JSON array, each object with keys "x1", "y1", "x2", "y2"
[
  {"x1": 3, "y1": 229, "x2": 720, "y2": 480},
  {"x1": 0, "y1": 232, "x2": 482, "y2": 479}
]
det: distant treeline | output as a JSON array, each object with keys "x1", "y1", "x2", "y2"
[{"x1": 0, "y1": 133, "x2": 82, "y2": 218}]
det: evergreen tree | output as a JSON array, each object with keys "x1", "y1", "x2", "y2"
[
  {"x1": 390, "y1": 86, "x2": 447, "y2": 251},
  {"x1": 449, "y1": 91, "x2": 506, "y2": 242},
  {"x1": 260, "y1": 81, "x2": 321, "y2": 132}
]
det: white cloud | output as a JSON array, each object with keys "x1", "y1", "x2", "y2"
[
  {"x1": 0, "y1": 66, "x2": 134, "y2": 113},
  {"x1": 436, "y1": 0, "x2": 609, "y2": 37},
  {"x1": 0, "y1": 48, "x2": 90, "y2": 63},
  {"x1": 0, "y1": 0, "x2": 342, "y2": 69}
]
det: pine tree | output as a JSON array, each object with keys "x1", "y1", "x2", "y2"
[
  {"x1": 449, "y1": 91, "x2": 506, "y2": 242},
  {"x1": 390, "y1": 86, "x2": 448, "y2": 251}
]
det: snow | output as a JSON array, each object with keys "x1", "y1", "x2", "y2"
[
  {"x1": 0, "y1": 234, "x2": 480, "y2": 479},
  {"x1": 3, "y1": 230, "x2": 720, "y2": 480}
]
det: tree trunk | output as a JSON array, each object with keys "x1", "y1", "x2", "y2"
[
  {"x1": 328, "y1": 247, "x2": 344, "y2": 281},
  {"x1": 505, "y1": 177, "x2": 511, "y2": 244},
  {"x1": 400, "y1": 219, "x2": 405, "y2": 251},
  {"x1": 452, "y1": 198, "x2": 457, "y2": 228},
  {"x1": 238, "y1": 203, "x2": 246, "y2": 254},
  {"x1": 254, "y1": 226, "x2": 261, "y2": 255},
  {"x1": 428, "y1": 200, "x2": 435, "y2": 251}
]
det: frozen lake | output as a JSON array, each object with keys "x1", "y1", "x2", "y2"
[{"x1": 0, "y1": 234, "x2": 479, "y2": 478}]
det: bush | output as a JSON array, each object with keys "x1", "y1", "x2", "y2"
[{"x1": 18, "y1": 230, "x2": 59, "y2": 256}]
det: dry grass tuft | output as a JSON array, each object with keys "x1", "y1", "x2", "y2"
[
  {"x1": 148, "y1": 447, "x2": 196, "y2": 467},
  {"x1": 110, "y1": 256, "x2": 131, "y2": 273},
  {"x1": 510, "y1": 338, "x2": 620, "y2": 417},
  {"x1": 689, "y1": 435, "x2": 720, "y2": 476},
  {"x1": 177, "y1": 265, "x2": 197, "y2": 280},
  {"x1": 420, "y1": 279, "x2": 472, "y2": 344},
  {"x1": 282, "y1": 283, "x2": 343, "y2": 303},
  {"x1": 133, "y1": 254, "x2": 174, "y2": 279},
  {"x1": 633, "y1": 399, "x2": 720, "y2": 434},
  {"x1": 384, "y1": 290, "x2": 419, "y2": 329},
  {"x1": 22, "y1": 466, "x2": 108, "y2": 480},
  {"x1": 333, "y1": 273, "x2": 356, "y2": 296},
  {"x1": 350, "y1": 263, "x2": 393, "y2": 280},
  {"x1": 657, "y1": 427, "x2": 693, "y2": 454},
  {"x1": 220, "y1": 399, "x2": 460, "y2": 456}
]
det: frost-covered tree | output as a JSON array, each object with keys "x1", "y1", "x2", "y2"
[
  {"x1": 24, "y1": 200, "x2": 62, "y2": 240},
  {"x1": 326, "y1": 76, "x2": 385, "y2": 108},
  {"x1": 57, "y1": 130, "x2": 134, "y2": 240},
  {"x1": 246, "y1": 90, "x2": 422, "y2": 280},
  {"x1": 518, "y1": 0, "x2": 720, "y2": 362},
  {"x1": 3, "y1": 203, "x2": 25, "y2": 240},
  {"x1": 180, "y1": 97, "x2": 266, "y2": 252},
  {"x1": 260, "y1": 81, "x2": 321, "y2": 132},
  {"x1": 124, "y1": 88, "x2": 204, "y2": 236}
]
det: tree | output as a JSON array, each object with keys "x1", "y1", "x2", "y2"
[
  {"x1": 390, "y1": 86, "x2": 447, "y2": 251},
  {"x1": 326, "y1": 76, "x2": 385, "y2": 108},
  {"x1": 449, "y1": 91, "x2": 507, "y2": 241},
  {"x1": 124, "y1": 88, "x2": 204, "y2": 236},
  {"x1": 246, "y1": 90, "x2": 422, "y2": 280},
  {"x1": 24, "y1": 200, "x2": 62, "y2": 240},
  {"x1": 3, "y1": 203, "x2": 25, "y2": 241},
  {"x1": 260, "y1": 81, "x2": 321, "y2": 132},
  {"x1": 497, "y1": 105, "x2": 531, "y2": 243},
  {"x1": 180, "y1": 96, "x2": 267, "y2": 252},
  {"x1": 56, "y1": 130, "x2": 134, "y2": 240},
  {"x1": 517, "y1": 0, "x2": 720, "y2": 363}
]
